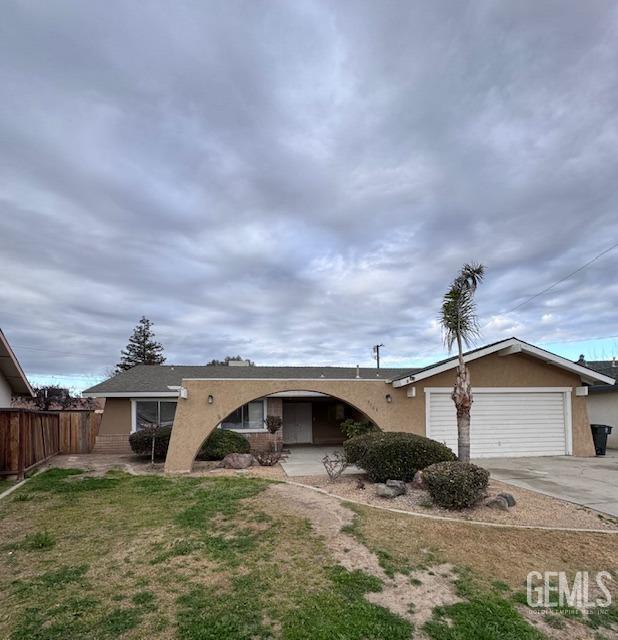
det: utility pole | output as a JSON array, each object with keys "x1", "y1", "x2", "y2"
[{"x1": 372, "y1": 343, "x2": 384, "y2": 370}]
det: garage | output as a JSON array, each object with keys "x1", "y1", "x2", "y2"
[{"x1": 426, "y1": 388, "x2": 572, "y2": 458}]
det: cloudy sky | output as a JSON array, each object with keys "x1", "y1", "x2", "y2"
[{"x1": 1, "y1": 1, "x2": 617, "y2": 391}]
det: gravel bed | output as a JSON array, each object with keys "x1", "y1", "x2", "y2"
[{"x1": 293, "y1": 474, "x2": 618, "y2": 530}]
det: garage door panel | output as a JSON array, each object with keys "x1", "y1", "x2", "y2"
[{"x1": 428, "y1": 391, "x2": 568, "y2": 458}]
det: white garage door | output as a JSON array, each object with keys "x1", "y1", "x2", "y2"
[{"x1": 427, "y1": 389, "x2": 571, "y2": 458}]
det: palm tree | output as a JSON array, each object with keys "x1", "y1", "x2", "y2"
[{"x1": 439, "y1": 263, "x2": 485, "y2": 462}]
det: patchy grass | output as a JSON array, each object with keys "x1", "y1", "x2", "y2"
[
  {"x1": 2, "y1": 468, "x2": 616, "y2": 639},
  {"x1": 0, "y1": 470, "x2": 407, "y2": 639},
  {"x1": 345, "y1": 503, "x2": 618, "y2": 589}
]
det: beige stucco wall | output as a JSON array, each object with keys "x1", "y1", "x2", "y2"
[
  {"x1": 587, "y1": 392, "x2": 618, "y2": 449},
  {"x1": 164, "y1": 352, "x2": 595, "y2": 472},
  {"x1": 99, "y1": 398, "x2": 132, "y2": 435},
  {"x1": 0, "y1": 370, "x2": 12, "y2": 408}
]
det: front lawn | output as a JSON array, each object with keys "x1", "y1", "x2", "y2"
[{"x1": 0, "y1": 469, "x2": 615, "y2": 639}]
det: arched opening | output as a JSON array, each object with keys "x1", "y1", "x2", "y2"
[
  {"x1": 209, "y1": 391, "x2": 375, "y2": 455},
  {"x1": 164, "y1": 379, "x2": 394, "y2": 474},
  {"x1": 183, "y1": 390, "x2": 379, "y2": 471}
]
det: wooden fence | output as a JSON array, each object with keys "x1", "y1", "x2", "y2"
[
  {"x1": 0, "y1": 410, "x2": 101, "y2": 479},
  {"x1": 58, "y1": 411, "x2": 101, "y2": 454}
]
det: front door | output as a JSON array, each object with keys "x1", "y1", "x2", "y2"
[{"x1": 283, "y1": 402, "x2": 313, "y2": 444}]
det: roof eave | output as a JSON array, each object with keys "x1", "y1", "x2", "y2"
[
  {"x1": 391, "y1": 338, "x2": 616, "y2": 388},
  {"x1": 0, "y1": 330, "x2": 35, "y2": 397}
]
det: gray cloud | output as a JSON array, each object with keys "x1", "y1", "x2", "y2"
[{"x1": 1, "y1": 0, "x2": 618, "y2": 385}]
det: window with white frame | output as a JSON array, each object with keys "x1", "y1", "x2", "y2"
[
  {"x1": 134, "y1": 400, "x2": 177, "y2": 431},
  {"x1": 221, "y1": 400, "x2": 266, "y2": 431}
]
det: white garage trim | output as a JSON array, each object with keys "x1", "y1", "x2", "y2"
[{"x1": 425, "y1": 387, "x2": 573, "y2": 457}]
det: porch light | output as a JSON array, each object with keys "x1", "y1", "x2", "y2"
[
  {"x1": 208, "y1": 394, "x2": 214, "y2": 404},
  {"x1": 385, "y1": 394, "x2": 392, "y2": 403}
]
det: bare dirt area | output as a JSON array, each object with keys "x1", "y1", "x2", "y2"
[
  {"x1": 254, "y1": 482, "x2": 462, "y2": 629},
  {"x1": 293, "y1": 474, "x2": 618, "y2": 530}
]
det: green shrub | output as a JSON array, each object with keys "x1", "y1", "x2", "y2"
[
  {"x1": 129, "y1": 426, "x2": 250, "y2": 461},
  {"x1": 197, "y1": 429, "x2": 250, "y2": 460},
  {"x1": 343, "y1": 432, "x2": 379, "y2": 465},
  {"x1": 129, "y1": 425, "x2": 172, "y2": 458},
  {"x1": 346, "y1": 432, "x2": 456, "y2": 482},
  {"x1": 423, "y1": 461, "x2": 490, "y2": 510},
  {"x1": 339, "y1": 419, "x2": 379, "y2": 440}
]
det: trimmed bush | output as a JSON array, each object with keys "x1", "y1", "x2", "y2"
[
  {"x1": 339, "y1": 419, "x2": 379, "y2": 440},
  {"x1": 198, "y1": 429, "x2": 250, "y2": 460},
  {"x1": 343, "y1": 432, "x2": 378, "y2": 466},
  {"x1": 345, "y1": 432, "x2": 456, "y2": 482},
  {"x1": 423, "y1": 461, "x2": 490, "y2": 510},
  {"x1": 129, "y1": 425, "x2": 172, "y2": 459},
  {"x1": 129, "y1": 426, "x2": 250, "y2": 461}
]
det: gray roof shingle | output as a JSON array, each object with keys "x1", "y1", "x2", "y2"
[
  {"x1": 83, "y1": 364, "x2": 419, "y2": 394},
  {"x1": 584, "y1": 360, "x2": 618, "y2": 393}
]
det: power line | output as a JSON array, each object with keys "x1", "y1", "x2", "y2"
[
  {"x1": 12, "y1": 343, "x2": 108, "y2": 358},
  {"x1": 504, "y1": 242, "x2": 618, "y2": 314}
]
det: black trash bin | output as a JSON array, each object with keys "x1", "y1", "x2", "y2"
[{"x1": 590, "y1": 424, "x2": 613, "y2": 456}]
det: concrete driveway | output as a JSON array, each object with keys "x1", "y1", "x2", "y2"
[{"x1": 478, "y1": 451, "x2": 618, "y2": 517}]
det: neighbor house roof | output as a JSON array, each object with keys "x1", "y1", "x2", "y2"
[
  {"x1": 390, "y1": 337, "x2": 616, "y2": 387},
  {"x1": 0, "y1": 329, "x2": 35, "y2": 397},
  {"x1": 83, "y1": 365, "x2": 417, "y2": 396},
  {"x1": 583, "y1": 360, "x2": 618, "y2": 394}
]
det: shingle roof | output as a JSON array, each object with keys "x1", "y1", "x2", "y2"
[
  {"x1": 83, "y1": 364, "x2": 418, "y2": 394},
  {"x1": 584, "y1": 360, "x2": 618, "y2": 393},
  {"x1": 584, "y1": 360, "x2": 618, "y2": 381}
]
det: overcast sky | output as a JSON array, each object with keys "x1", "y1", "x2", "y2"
[{"x1": 1, "y1": 1, "x2": 617, "y2": 391}]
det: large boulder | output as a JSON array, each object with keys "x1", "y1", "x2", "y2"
[
  {"x1": 486, "y1": 495, "x2": 510, "y2": 511},
  {"x1": 386, "y1": 479, "x2": 407, "y2": 495},
  {"x1": 497, "y1": 492, "x2": 516, "y2": 507},
  {"x1": 375, "y1": 483, "x2": 400, "y2": 498},
  {"x1": 218, "y1": 453, "x2": 255, "y2": 469},
  {"x1": 376, "y1": 481, "x2": 406, "y2": 498}
]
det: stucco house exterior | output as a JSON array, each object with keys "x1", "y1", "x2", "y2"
[
  {"x1": 84, "y1": 337, "x2": 614, "y2": 471},
  {"x1": 0, "y1": 329, "x2": 34, "y2": 407},
  {"x1": 579, "y1": 356, "x2": 618, "y2": 449}
]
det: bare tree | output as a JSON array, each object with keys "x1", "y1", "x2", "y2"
[{"x1": 439, "y1": 263, "x2": 485, "y2": 462}]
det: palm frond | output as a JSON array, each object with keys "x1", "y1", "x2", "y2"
[{"x1": 439, "y1": 263, "x2": 485, "y2": 351}]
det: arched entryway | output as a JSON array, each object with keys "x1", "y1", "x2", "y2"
[
  {"x1": 213, "y1": 391, "x2": 373, "y2": 453},
  {"x1": 164, "y1": 378, "x2": 407, "y2": 473}
]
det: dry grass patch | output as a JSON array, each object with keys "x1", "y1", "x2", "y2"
[{"x1": 349, "y1": 501, "x2": 618, "y2": 592}]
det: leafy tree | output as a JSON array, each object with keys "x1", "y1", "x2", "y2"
[
  {"x1": 115, "y1": 316, "x2": 166, "y2": 373},
  {"x1": 31, "y1": 385, "x2": 96, "y2": 411},
  {"x1": 206, "y1": 355, "x2": 254, "y2": 366},
  {"x1": 439, "y1": 263, "x2": 485, "y2": 462}
]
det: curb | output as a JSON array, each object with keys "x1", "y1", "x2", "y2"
[
  {"x1": 284, "y1": 480, "x2": 618, "y2": 535},
  {"x1": 0, "y1": 468, "x2": 46, "y2": 502}
]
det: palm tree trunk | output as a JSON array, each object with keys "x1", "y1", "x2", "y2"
[{"x1": 452, "y1": 335, "x2": 472, "y2": 462}]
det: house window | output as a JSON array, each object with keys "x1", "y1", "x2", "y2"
[
  {"x1": 134, "y1": 400, "x2": 177, "y2": 431},
  {"x1": 221, "y1": 401, "x2": 265, "y2": 431}
]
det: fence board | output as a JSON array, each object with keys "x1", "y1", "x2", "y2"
[{"x1": 0, "y1": 410, "x2": 101, "y2": 478}]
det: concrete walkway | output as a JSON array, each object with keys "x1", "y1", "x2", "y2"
[
  {"x1": 280, "y1": 445, "x2": 361, "y2": 477},
  {"x1": 478, "y1": 451, "x2": 618, "y2": 517}
]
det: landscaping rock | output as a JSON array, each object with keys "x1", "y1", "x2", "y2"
[
  {"x1": 375, "y1": 483, "x2": 401, "y2": 499},
  {"x1": 386, "y1": 479, "x2": 407, "y2": 495},
  {"x1": 485, "y1": 495, "x2": 510, "y2": 511},
  {"x1": 410, "y1": 470, "x2": 425, "y2": 490},
  {"x1": 218, "y1": 453, "x2": 254, "y2": 469},
  {"x1": 497, "y1": 492, "x2": 516, "y2": 507}
]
